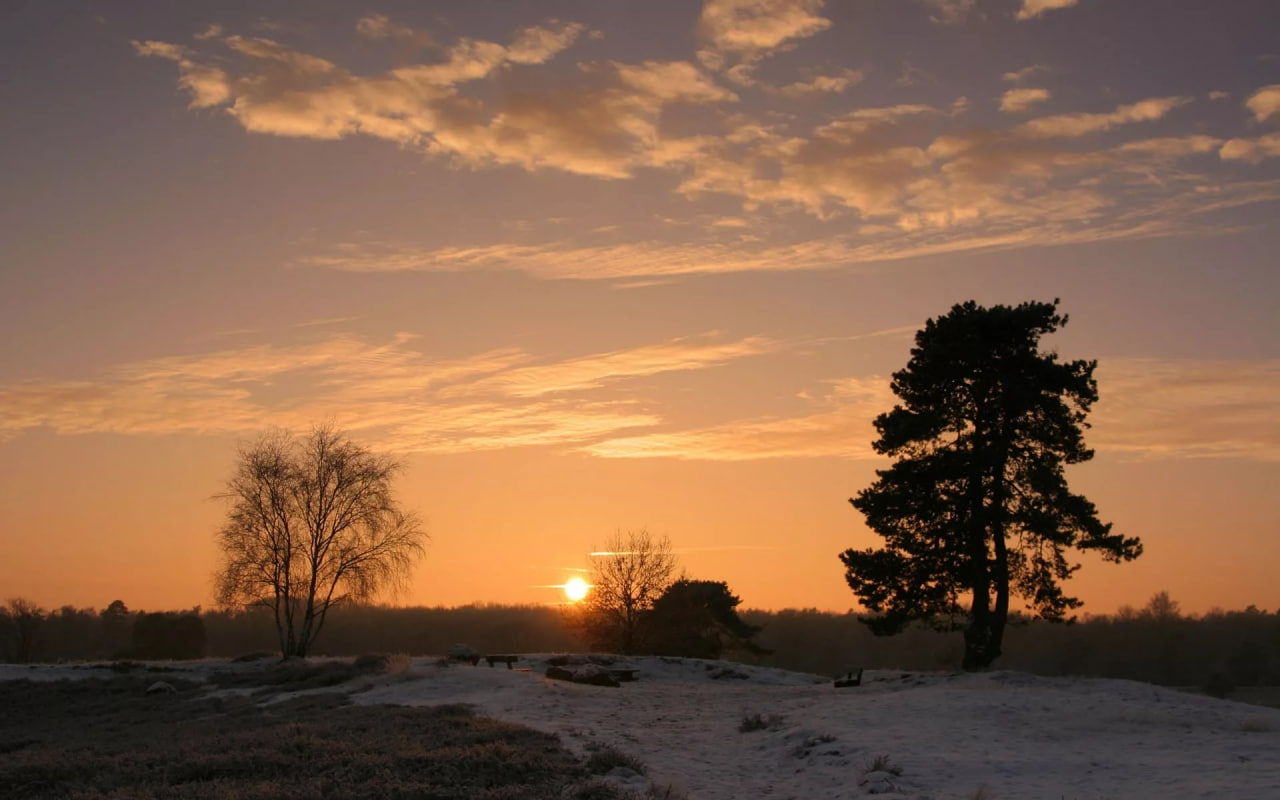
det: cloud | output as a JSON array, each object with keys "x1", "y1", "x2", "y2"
[
  {"x1": 1015, "y1": 0, "x2": 1080, "y2": 21},
  {"x1": 999, "y1": 87, "x2": 1051, "y2": 113},
  {"x1": 773, "y1": 68, "x2": 864, "y2": 96},
  {"x1": 1219, "y1": 133, "x2": 1280, "y2": 163},
  {"x1": 443, "y1": 335, "x2": 781, "y2": 398},
  {"x1": 697, "y1": 0, "x2": 832, "y2": 69},
  {"x1": 584, "y1": 377, "x2": 891, "y2": 460},
  {"x1": 1002, "y1": 64, "x2": 1048, "y2": 82},
  {"x1": 135, "y1": 26, "x2": 747, "y2": 180},
  {"x1": 0, "y1": 332, "x2": 782, "y2": 455},
  {"x1": 922, "y1": 0, "x2": 977, "y2": 25},
  {"x1": 1092, "y1": 359, "x2": 1280, "y2": 461},
  {"x1": 355, "y1": 14, "x2": 433, "y2": 46},
  {"x1": 301, "y1": 172, "x2": 1280, "y2": 281},
  {"x1": 583, "y1": 358, "x2": 1280, "y2": 463},
  {"x1": 132, "y1": 40, "x2": 232, "y2": 108},
  {"x1": 1016, "y1": 96, "x2": 1190, "y2": 138},
  {"x1": 1245, "y1": 84, "x2": 1280, "y2": 122}
]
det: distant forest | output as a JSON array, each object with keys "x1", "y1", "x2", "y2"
[{"x1": 2, "y1": 594, "x2": 1276, "y2": 697}]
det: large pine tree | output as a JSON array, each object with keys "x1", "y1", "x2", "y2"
[{"x1": 842, "y1": 300, "x2": 1142, "y2": 670}]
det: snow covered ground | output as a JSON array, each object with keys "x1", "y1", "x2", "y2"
[
  {"x1": 5, "y1": 655, "x2": 1278, "y2": 798},
  {"x1": 355, "y1": 655, "x2": 1280, "y2": 799}
]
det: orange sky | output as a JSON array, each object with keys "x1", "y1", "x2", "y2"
[{"x1": 1, "y1": 0, "x2": 1278, "y2": 616}]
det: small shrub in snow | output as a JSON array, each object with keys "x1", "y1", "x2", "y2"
[
  {"x1": 585, "y1": 744, "x2": 647, "y2": 776},
  {"x1": 738, "y1": 712, "x2": 784, "y2": 732},
  {"x1": 861, "y1": 754, "x2": 903, "y2": 777}
]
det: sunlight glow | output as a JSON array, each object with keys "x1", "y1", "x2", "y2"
[{"x1": 564, "y1": 576, "x2": 590, "y2": 602}]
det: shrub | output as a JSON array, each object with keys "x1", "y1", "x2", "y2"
[
  {"x1": 584, "y1": 744, "x2": 647, "y2": 776},
  {"x1": 738, "y1": 712, "x2": 784, "y2": 733}
]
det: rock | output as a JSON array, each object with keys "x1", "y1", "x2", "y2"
[
  {"x1": 544, "y1": 664, "x2": 620, "y2": 687},
  {"x1": 145, "y1": 681, "x2": 177, "y2": 695},
  {"x1": 546, "y1": 665, "x2": 576, "y2": 681}
]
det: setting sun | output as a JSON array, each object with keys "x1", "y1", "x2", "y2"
[{"x1": 564, "y1": 577, "x2": 589, "y2": 603}]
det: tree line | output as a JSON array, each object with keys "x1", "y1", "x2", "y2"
[{"x1": 4, "y1": 594, "x2": 1278, "y2": 696}]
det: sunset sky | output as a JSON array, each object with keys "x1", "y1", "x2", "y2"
[{"x1": 2, "y1": 0, "x2": 1278, "y2": 617}]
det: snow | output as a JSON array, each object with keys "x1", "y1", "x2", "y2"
[
  {"x1": 354, "y1": 655, "x2": 1280, "y2": 799},
  {"x1": 6, "y1": 654, "x2": 1279, "y2": 798}
]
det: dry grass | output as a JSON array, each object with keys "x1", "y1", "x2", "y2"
[{"x1": 0, "y1": 675, "x2": 592, "y2": 799}]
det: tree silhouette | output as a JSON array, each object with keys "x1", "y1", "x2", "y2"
[
  {"x1": 214, "y1": 426, "x2": 426, "y2": 658},
  {"x1": 841, "y1": 300, "x2": 1142, "y2": 670},
  {"x1": 1, "y1": 598, "x2": 46, "y2": 663},
  {"x1": 648, "y1": 579, "x2": 768, "y2": 659},
  {"x1": 576, "y1": 529, "x2": 677, "y2": 654}
]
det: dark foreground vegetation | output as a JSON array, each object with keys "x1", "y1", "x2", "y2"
[
  {"x1": 0, "y1": 660, "x2": 675, "y2": 800},
  {"x1": 4, "y1": 594, "x2": 1279, "y2": 701}
]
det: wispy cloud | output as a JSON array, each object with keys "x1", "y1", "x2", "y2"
[
  {"x1": 0, "y1": 332, "x2": 783, "y2": 455},
  {"x1": 1016, "y1": 97, "x2": 1190, "y2": 138},
  {"x1": 1015, "y1": 0, "x2": 1081, "y2": 22},
  {"x1": 584, "y1": 377, "x2": 891, "y2": 460},
  {"x1": 1092, "y1": 359, "x2": 1280, "y2": 461},
  {"x1": 134, "y1": 19, "x2": 1280, "y2": 272},
  {"x1": 583, "y1": 358, "x2": 1280, "y2": 463}
]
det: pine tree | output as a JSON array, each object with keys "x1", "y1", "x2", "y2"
[{"x1": 841, "y1": 300, "x2": 1142, "y2": 670}]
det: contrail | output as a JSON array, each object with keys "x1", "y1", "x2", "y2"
[{"x1": 589, "y1": 545, "x2": 780, "y2": 556}]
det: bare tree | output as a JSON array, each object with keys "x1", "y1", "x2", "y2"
[
  {"x1": 1, "y1": 598, "x2": 46, "y2": 663},
  {"x1": 214, "y1": 426, "x2": 426, "y2": 657},
  {"x1": 577, "y1": 529, "x2": 677, "y2": 654}
]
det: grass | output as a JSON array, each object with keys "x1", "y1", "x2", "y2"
[{"x1": 0, "y1": 674, "x2": 597, "y2": 799}]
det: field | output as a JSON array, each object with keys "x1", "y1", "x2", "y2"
[{"x1": 3, "y1": 656, "x2": 1279, "y2": 799}]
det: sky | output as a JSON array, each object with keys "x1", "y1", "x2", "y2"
[{"x1": 1, "y1": 0, "x2": 1278, "y2": 617}]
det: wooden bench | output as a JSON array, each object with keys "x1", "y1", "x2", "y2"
[
  {"x1": 834, "y1": 667, "x2": 863, "y2": 688},
  {"x1": 485, "y1": 654, "x2": 520, "y2": 669}
]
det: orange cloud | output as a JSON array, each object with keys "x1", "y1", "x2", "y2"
[
  {"x1": 1015, "y1": 0, "x2": 1080, "y2": 21},
  {"x1": 1092, "y1": 359, "x2": 1280, "y2": 461},
  {"x1": 999, "y1": 88, "x2": 1051, "y2": 113},
  {"x1": 697, "y1": 0, "x2": 832, "y2": 69},
  {"x1": 1244, "y1": 84, "x2": 1280, "y2": 122},
  {"x1": 584, "y1": 377, "x2": 891, "y2": 460},
  {"x1": 1219, "y1": 133, "x2": 1280, "y2": 163},
  {"x1": 1016, "y1": 97, "x2": 1190, "y2": 138},
  {"x1": 0, "y1": 333, "x2": 786, "y2": 455}
]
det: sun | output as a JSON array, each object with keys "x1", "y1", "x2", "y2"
[{"x1": 564, "y1": 576, "x2": 590, "y2": 602}]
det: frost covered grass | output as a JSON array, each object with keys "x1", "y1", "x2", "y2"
[{"x1": 0, "y1": 674, "x2": 597, "y2": 799}]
